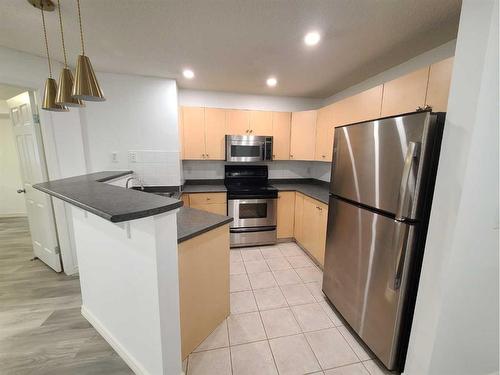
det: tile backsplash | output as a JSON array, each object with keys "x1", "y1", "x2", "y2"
[
  {"x1": 128, "y1": 150, "x2": 181, "y2": 186},
  {"x1": 182, "y1": 160, "x2": 332, "y2": 182}
]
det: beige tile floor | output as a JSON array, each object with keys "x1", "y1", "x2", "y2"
[{"x1": 185, "y1": 242, "x2": 394, "y2": 375}]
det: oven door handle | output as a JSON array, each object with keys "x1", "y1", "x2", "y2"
[{"x1": 230, "y1": 226, "x2": 277, "y2": 233}]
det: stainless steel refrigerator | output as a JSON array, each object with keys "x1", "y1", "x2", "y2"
[{"x1": 322, "y1": 111, "x2": 445, "y2": 372}]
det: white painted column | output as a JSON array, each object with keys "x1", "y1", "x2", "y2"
[
  {"x1": 404, "y1": 1, "x2": 499, "y2": 374},
  {"x1": 72, "y1": 208, "x2": 181, "y2": 375}
]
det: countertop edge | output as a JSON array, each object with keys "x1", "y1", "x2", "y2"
[
  {"x1": 33, "y1": 171, "x2": 183, "y2": 223},
  {"x1": 177, "y1": 216, "x2": 233, "y2": 244}
]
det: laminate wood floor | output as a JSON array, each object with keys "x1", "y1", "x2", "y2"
[{"x1": 0, "y1": 217, "x2": 133, "y2": 375}]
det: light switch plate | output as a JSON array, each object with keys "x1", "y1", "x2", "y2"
[{"x1": 129, "y1": 151, "x2": 137, "y2": 163}]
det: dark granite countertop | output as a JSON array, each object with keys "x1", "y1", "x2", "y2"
[
  {"x1": 182, "y1": 180, "x2": 227, "y2": 193},
  {"x1": 177, "y1": 207, "x2": 233, "y2": 243},
  {"x1": 33, "y1": 171, "x2": 183, "y2": 223},
  {"x1": 270, "y1": 179, "x2": 330, "y2": 204},
  {"x1": 181, "y1": 178, "x2": 330, "y2": 204}
]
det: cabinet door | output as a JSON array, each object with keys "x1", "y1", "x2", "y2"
[
  {"x1": 249, "y1": 111, "x2": 273, "y2": 136},
  {"x1": 381, "y1": 67, "x2": 430, "y2": 117},
  {"x1": 301, "y1": 197, "x2": 318, "y2": 257},
  {"x1": 314, "y1": 202, "x2": 328, "y2": 267},
  {"x1": 226, "y1": 109, "x2": 250, "y2": 135},
  {"x1": 277, "y1": 191, "x2": 295, "y2": 238},
  {"x1": 294, "y1": 193, "x2": 304, "y2": 244},
  {"x1": 181, "y1": 193, "x2": 190, "y2": 208},
  {"x1": 425, "y1": 57, "x2": 454, "y2": 112},
  {"x1": 182, "y1": 107, "x2": 206, "y2": 160},
  {"x1": 315, "y1": 104, "x2": 335, "y2": 161},
  {"x1": 272, "y1": 112, "x2": 291, "y2": 160},
  {"x1": 204, "y1": 108, "x2": 226, "y2": 160},
  {"x1": 333, "y1": 85, "x2": 383, "y2": 126},
  {"x1": 191, "y1": 203, "x2": 227, "y2": 216},
  {"x1": 290, "y1": 110, "x2": 317, "y2": 161}
]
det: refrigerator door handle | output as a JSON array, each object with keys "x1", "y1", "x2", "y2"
[
  {"x1": 392, "y1": 221, "x2": 410, "y2": 290},
  {"x1": 395, "y1": 141, "x2": 420, "y2": 221}
]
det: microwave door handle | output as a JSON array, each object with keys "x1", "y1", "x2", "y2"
[{"x1": 395, "y1": 141, "x2": 420, "y2": 221}]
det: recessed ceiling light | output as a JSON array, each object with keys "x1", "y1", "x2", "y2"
[
  {"x1": 266, "y1": 77, "x2": 277, "y2": 87},
  {"x1": 304, "y1": 31, "x2": 321, "y2": 46},
  {"x1": 183, "y1": 69, "x2": 195, "y2": 79}
]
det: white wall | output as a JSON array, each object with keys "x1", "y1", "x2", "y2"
[
  {"x1": 73, "y1": 207, "x2": 181, "y2": 375},
  {"x1": 81, "y1": 73, "x2": 181, "y2": 186},
  {"x1": 0, "y1": 110, "x2": 26, "y2": 216},
  {"x1": 404, "y1": 1, "x2": 498, "y2": 374},
  {"x1": 179, "y1": 89, "x2": 323, "y2": 111}
]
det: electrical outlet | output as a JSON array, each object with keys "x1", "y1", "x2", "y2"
[
  {"x1": 111, "y1": 152, "x2": 119, "y2": 163},
  {"x1": 129, "y1": 151, "x2": 137, "y2": 163}
]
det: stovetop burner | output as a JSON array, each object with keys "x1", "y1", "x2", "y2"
[{"x1": 224, "y1": 165, "x2": 278, "y2": 199}]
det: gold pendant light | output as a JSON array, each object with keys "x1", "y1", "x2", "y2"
[
  {"x1": 55, "y1": 0, "x2": 84, "y2": 107},
  {"x1": 71, "y1": 0, "x2": 105, "y2": 101},
  {"x1": 38, "y1": 1, "x2": 69, "y2": 112}
]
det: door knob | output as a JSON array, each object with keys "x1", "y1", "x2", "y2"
[{"x1": 17, "y1": 189, "x2": 26, "y2": 194}]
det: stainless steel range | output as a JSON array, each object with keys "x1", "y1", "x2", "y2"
[{"x1": 225, "y1": 165, "x2": 277, "y2": 247}]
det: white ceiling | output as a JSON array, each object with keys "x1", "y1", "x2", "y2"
[{"x1": 0, "y1": 0, "x2": 461, "y2": 98}]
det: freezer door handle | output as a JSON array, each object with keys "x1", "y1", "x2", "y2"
[
  {"x1": 395, "y1": 141, "x2": 420, "y2": 220},
  {"x1": 392, "y1": 221, "x2": 410, "y2": 290}
]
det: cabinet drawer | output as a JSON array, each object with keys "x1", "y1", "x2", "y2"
[{"x1": 189, "y1": 193, "x2": 226, "y2": 205}]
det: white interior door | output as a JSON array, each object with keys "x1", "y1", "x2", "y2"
[{"x1": 7, "y1": 92, "x2": 61, "y2": 272}]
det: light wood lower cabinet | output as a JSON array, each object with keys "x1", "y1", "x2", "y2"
[
  {"x1": 293, "y1": 192, "x2": 304, "y2": 244},
  {"x1": 292, "y1": 193, "x2": 328, "y2": 267},
  {"x1": 178, "y1": 224, "x2": 230, "y2": 359},
  {"x1": 187, "y1": 193, "x2": 227, "y2": 215},
  {"x1": 277, "y1": 191, "x2": 295, "y2": 238}
]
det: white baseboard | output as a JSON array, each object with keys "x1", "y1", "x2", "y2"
[{"x1": 81, "y1": 306, "x2": 150, "y2": 375}]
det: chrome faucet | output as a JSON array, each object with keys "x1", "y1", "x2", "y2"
[{"x1": 126, "y1": 177, "x2": 144, "y2": 190}]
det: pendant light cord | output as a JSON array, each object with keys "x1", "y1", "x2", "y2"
[
  {"x1": 76, "y1": 0, "x2": 85, "y2": 55},
  {"x1": 57, "y1": 0, "x2": 68, "y2": 68},
  {"x1": 41, "y1": 7, "x2": 53, "y2": 78}
]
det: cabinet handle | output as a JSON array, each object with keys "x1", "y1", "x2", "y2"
[
  {"x1": 201, "y1": 154, "x2": 205, "y2": 158},
  {"x1": 206, "y1": 154, "x2": 209, "y2": 158},
  {"x1": 290, "y1": 155, "x2": 293, "y2": 158},
  {"x1": 322, "y1": 155, "x2": 326, "y2": 158},
  {"x1": 250, "y1": 129, "x2": 253, "y2": 133},
  {"x1": 206, "y1": 198, "x2": 211, "y2": 201}
]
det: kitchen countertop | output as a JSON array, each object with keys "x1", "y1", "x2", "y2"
[
  {"x1": 270, "y1": 180, "x2": 330, "y2": 204},
  {"x1": 181, "y1": 178, "x2": 330, "y2": 204},
  {"x1": 177, "y1": 207, "x2": 233, "y2": 243},
  {"x1": 33, "y1": 171, "x2": 183, "y2": 223}
]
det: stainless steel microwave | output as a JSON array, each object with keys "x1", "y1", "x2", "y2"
[{"x1": 225, "y1": 135, "x2": 273, "y2": 162}]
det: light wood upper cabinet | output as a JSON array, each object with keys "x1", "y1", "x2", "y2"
[
  {"x1": 204, "y1": 108, "x2": 226, "y2": 160},
  {"x1": 272, "y1": 112, "x2": 291, "y2": 160},
  {"x1": 333, "y1": 85, "x2": 383, "y2": 126},
  {"x1": 425, "y1": 57, "x2": 454, "y2": 112},
  {"x1": 277, "y1": 191, "x2": 295, "y2": 239},
  {"x1": 290, "y1": 110, "x2": 317, "y2": 161},
  {"x1": 182, "y1": 107, "x2": 205, "y2": 160},
  {"x1": 315, "y1": 104, "x2": 335, "y2": 162},
  {"x1": 381, "y1": 67, "x2": 430, "y2": 117},
  {"x1": 226, "y1": 109, "x2": 250, "y2": 135},
  {"x1": 249, "y1": 111, "x2": 273, "y2": 136}
]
